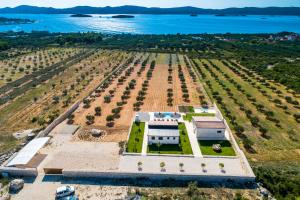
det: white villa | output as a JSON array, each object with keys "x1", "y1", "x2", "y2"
[
  {"x1": 147, "y1": 121, "x2": 180, "y2": 145},
  {"x1": 192, "y1": 116, "x2": 226, "y2": 140}
]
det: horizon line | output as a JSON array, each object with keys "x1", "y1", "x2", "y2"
[{"x1": 0, "y1": 5, "x2": 299, "y2": 10}]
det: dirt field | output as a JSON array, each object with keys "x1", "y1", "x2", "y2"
[
  {"x1": 73, "y1": 52, "x2": 144, "y2": 141},
  {"x1": 73, "y1": 53, "x2": 202, "y2": 143}
]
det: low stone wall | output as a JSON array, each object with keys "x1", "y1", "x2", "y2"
[
  {"x1": 63, "y1": 170, "x2": 255, "y2": 183},
  {"x1": 37, "y1": 101, "x2": 80, "y2": 138},
  {"x1": 0, "y1": 167, "x2": 37, "y2": 177}
]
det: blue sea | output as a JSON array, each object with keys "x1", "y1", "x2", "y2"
[{"x1": 0, "y1": 14, "x2": 300, "y2": 34}]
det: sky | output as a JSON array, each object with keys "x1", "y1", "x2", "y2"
[{"x1": 0, "y1": 0, "x2": 299, "y2": 9}]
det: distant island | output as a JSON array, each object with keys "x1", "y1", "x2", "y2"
[
  {"x1": 70, "y1": 14, "x2": 92, "y2": 17},
  {"x1": 0, "y1": 17, "x2": 34, "y2": 25},
  {"x1": 0, "y1": 5, "x2": 299, "y2": 16},
  {"x1": 215, "y1": 14, "x2": 247, "y2": 17},
  {"x1": 112, "y1": 15, "x2": 134, "y2": 18},
  {"x1": 190, "y1": 14, "x2": 198, "y2": 17}
]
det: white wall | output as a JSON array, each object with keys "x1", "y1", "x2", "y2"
[
  {"x1": 194, "y1": 128, "x2": 226, "y2": 140},
  {"x1": 148, "y1": 136, "x2": 179, "y2": 144}
]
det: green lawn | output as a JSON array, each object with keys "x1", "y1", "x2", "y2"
[
  {"x1": 126, "y1": 122, "x2": 145, "y2": 153},
  {"x1": 183, "y1": 113, "x2": 215, "y2": 122},
  {"x1": 147, "y1": 123, "x2": 193, "y2": 154},
  {"x1": 178, "y1": 105, "x2": 194, "y2": 113},
  {"x1": 198, "y1": 140, "x2": 236, "y2": 156}
]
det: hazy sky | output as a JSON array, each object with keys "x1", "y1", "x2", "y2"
[{"x1": 0, "y1": 0, "x2": 299, "y2": 9}]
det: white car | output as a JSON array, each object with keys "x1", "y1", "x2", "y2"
[{"x1": 55, "y1": 186, "x2": 75, "y2": 199}]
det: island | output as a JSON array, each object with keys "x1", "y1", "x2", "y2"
[
  {"x1": 112, "y1": 15, "x2": 135, "y2": 18},
  {"x1": 70, "y1": 14, "x2": 92, "y2": 17},
  {"x1": 0, "y1": 17, "x2": 34, "y2": 25},
  {"x1": 215, "y1": 14, "x2": 247, "y2": 17},
  {"x1": 190, "y1": 14, "x2": 198, "y2": 17}
]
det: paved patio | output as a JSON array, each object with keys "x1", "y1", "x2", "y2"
[
  {"x1": 141, "y1": 122, "x2": 148, "y2": 155},
  {"x1": 119, "y1": 154, "x2": 252, "y2": 177}
]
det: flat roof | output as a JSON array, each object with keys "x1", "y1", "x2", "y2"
[
  {"x1": 148, "y1": 128, "x2": 179, "y2": 137},
  {"x1": 194, "y1": 121, "x2": 226, "y2": 129},
  {"x1": 6, "y1": 137, "x2": 50, "y2": 167},
  {"x1": 192, "y1": 116, "x2": 222, "y2": 122},
  {"x1": 148, "y1": 121, "x2": 178, "y2": 126}
]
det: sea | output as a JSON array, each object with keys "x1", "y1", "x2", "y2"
[{"x1": 0, "y1": 14, "x2": 300, "y2": 34}]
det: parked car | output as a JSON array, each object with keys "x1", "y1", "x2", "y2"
[
  {"x1": 55, "y1": 186, "x2": 75, "y2": 199},
  {"x1": 9, "y1": 179, "x2": 24, "y2": 193}
]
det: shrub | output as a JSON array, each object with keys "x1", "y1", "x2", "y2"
[
  {"x1": 86, "y1": 115, "x2": 95, "y2": 125},
  {"x1": 104, "y1": 95, "x2": 111, "y2": 103},
  {"x1": 106, "y1": 115, "x2": 114, "y2": 122},
  {"x1": 95, "y1": 107, "x2": 101, "y2": 116}
]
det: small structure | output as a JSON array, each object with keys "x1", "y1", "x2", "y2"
[
  {"x1": 212, "y1": 144, "x2": 222, "y2": 152},
  {"x1": 135, "y1": 112, "x2": 150, "y2": 122},
  {"x1": 91, "y1": 129, "x2": 103, "y2": 137},
  {"x1": 148, "y1": 121, "x2": 179, "y2": 144},
  {"x1": 192, "y1": 117, "x2": 226, "y2": 140},
  {"x1": 6, "y1": 137, "x2": 49, "y2": 168}
]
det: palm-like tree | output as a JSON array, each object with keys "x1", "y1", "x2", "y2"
[
  {"x1": 201, "y1": 163, "x2": 206, "y2": 172},
  {"x1": 219, "y1": 163, "x2": 225, "y2": 173},
  {"x1": 138, "y1": 161, "x2": 142, "y2": 171},
  {"x1": 179, "y1": 163, "x2": 184, "y2": 172},
  {"x1": 160, "y1": 162, "x2": 165, "y2": 172},
  {"x1": 156, "y1": 142, "x2": 161, "y2": 153}
]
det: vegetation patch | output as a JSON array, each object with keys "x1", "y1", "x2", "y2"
[
  {"x1": 183, "y1": 113, "x2": 215, "y2": 122},
  {"x1": 198, "y1": 140, "x2": 236, "y2": 156},
  {"x1": 253, "y1": 162, "x2": 300, "y2": 200},
  {"x1": 126, "y1": 122, "x2": 145, "y2": 153},
  {"x1": 178, "y1": 105, "x2": 194, "y2": 113}
]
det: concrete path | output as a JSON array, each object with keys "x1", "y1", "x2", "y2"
[
  {"x1": 184, "y1": 121, "x2": 202, "y2": 157},
  {"x1": 141, "y1": 122, "x2": 148, "y2": 155}
]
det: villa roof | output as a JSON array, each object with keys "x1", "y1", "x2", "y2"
[
  {"x1": 192, "y1": 116, "x2": 222, "y2": 122},
  {"x1": 148, "y1": 121, "x2": 178, "y2": 127},
  {"x1": 148, "y1": 128, "x2": 179, "y2": 137},
  {"x1": 194, "y1": 121, "x2": 226, "y2": 129}
]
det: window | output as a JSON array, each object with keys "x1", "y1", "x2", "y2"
[
  {"x1": 159, "y1": 137, "x2": 163, "y2": 140},
  {"x1": 151, "y1": 136, "x2": 155, "y2": 140},
  {"x1": 173, "y1": 137, "x2": 176, "y2": 140},
  {"x1": 167, "y1": 137, "x2": 169, "y2": 140},
  {"x1": 217, "y1": 130, "x2": 222, "y2": 133}
]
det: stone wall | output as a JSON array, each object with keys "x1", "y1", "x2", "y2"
[
  {"x1": 0, "y1": 167, "x2": 37, "y2": 177},
  {"x1": 62, "y1": 170, "x2": 255, "y2": 183},
  {"x1": 37, "y1": 101, "x2": 80, "y2": 138}
]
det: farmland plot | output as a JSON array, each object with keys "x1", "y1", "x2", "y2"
[{"x1": 0, "y1": 49, "x2": 129, "y2": 153}]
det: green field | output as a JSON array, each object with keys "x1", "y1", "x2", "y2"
[
  {"x1": 198, "y1": 140, "x2": 236, "y2": 156},
  {"x1": 193, "y1": 58, "x2": 300, "y2": 161},
  {"x1": 126, "y1": 122, "x2": 145, "y2": 153},
  {"x1": 148, "y1": 123, "x2": 193, "y2": 154}
]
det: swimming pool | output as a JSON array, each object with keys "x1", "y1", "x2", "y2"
[{"x1": 154, "y1": 112, "x2": 181, "y2": 119}]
